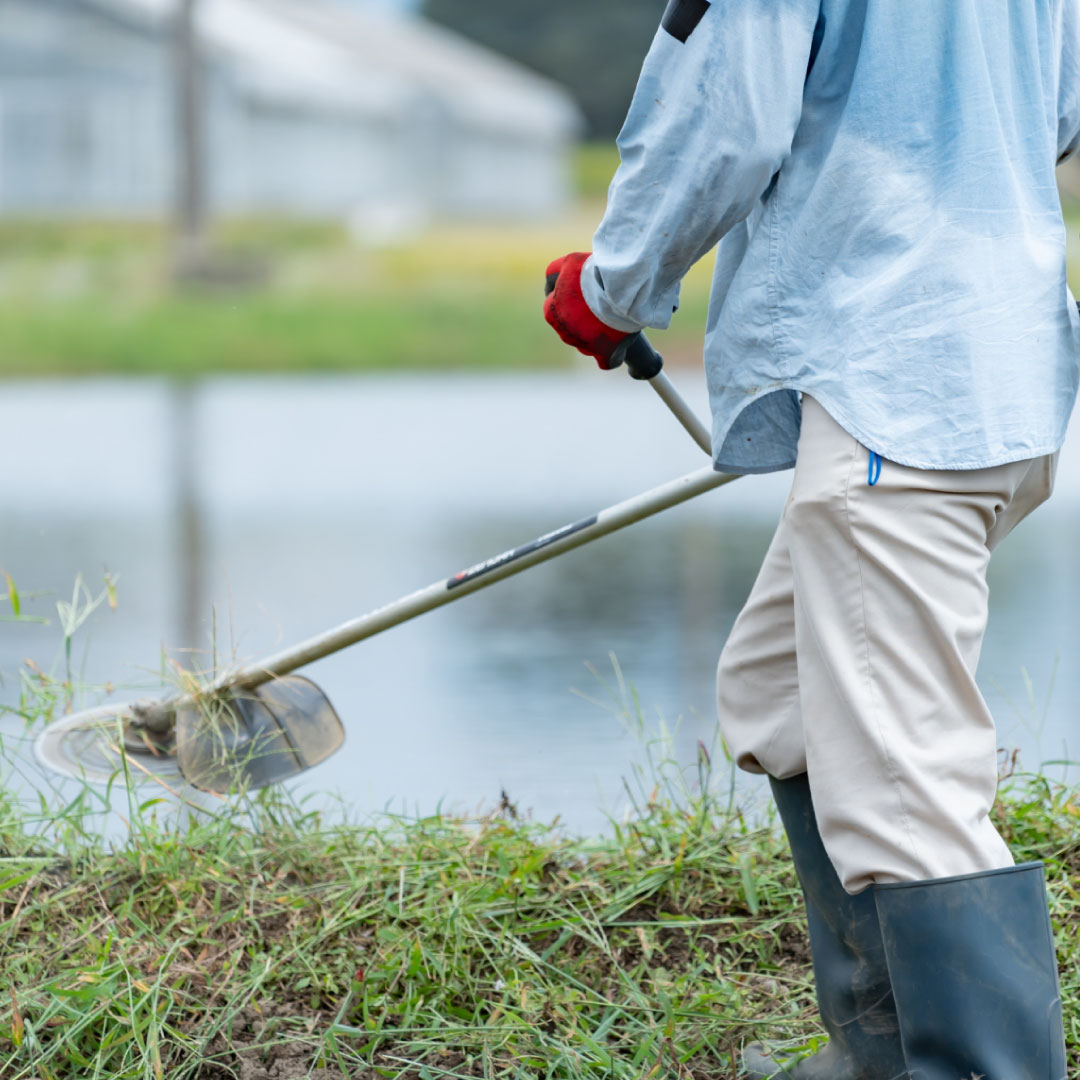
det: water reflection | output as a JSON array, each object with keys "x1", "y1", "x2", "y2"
[{"x1": 0, "y1": 374, "x2": 1076, "y2": 836}]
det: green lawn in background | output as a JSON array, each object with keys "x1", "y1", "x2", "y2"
[
  {"x1": 1, "y1": 148, "x2": 1078, "y2": 378},
  {"x1": 0, "y1": 142, "x2": 718, "y2": 378},
  {"x1": 0, "y1": 209, "x2": 715, "y2": 377}
]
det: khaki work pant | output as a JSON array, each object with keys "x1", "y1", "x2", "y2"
[{"x1": 716, "y1": 397, "x2": 1057, "y2": 894}]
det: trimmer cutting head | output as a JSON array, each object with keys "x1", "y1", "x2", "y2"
[
  {"x1": 34, "y1": 703, "x2": 184, "y2": 786},
  {"x1": 34, "y1": 675, "x2": 344, "y2": 793}
]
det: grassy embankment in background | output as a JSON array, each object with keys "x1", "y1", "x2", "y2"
[
  {"x1": 3, "y1": 147, "x2": 1080, "y2": 379},
  {"x1": 0, "y1": 145, "x2": 715, "y2": 378}
]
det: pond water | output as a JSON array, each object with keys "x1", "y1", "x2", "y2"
[{"x1": 1, "y1": 372, "x2": 1078, "y2": 835}]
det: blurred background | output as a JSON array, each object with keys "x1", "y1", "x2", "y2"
[{"x1": 0, "y1": 0, "x2": 1078, "y2": 834}]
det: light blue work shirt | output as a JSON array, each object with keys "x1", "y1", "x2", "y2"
[{"x1": 583, "y1": 0, "x2": 1080, "y2": 473}]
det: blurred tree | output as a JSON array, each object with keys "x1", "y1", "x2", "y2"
[{"x1": 421, "y1": 0, "x2": 662, "y2": 137}]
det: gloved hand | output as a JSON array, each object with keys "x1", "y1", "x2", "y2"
[{"x1": 543, "y1": 252, "x2": 630, "y2": 370}]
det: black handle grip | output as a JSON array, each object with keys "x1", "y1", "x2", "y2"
[
  {"x1": 545, "y1": 271, "x2": 663, "y2": 380},
  {"x1": 610, "y1": 332, "x2": 664, "y2": 380}
]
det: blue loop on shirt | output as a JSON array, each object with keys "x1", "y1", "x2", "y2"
[{"x1": 868, "y1": 451, "x2": 883, "y2": 487}]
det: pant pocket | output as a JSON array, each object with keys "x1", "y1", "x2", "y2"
[{"x1": 986, "y1": 452, "x2": 1057, "y2": 551}]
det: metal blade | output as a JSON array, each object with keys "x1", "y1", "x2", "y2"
[{"x1": 33, "y1": 703, "x2": 183, "y2": 786}]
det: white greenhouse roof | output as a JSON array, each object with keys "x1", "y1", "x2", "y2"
[
  {"x1": 89, "y1": 0, "x2": 583, "y2": 138},
  {"x1": 257, "y1": 0, "x2": 582, "y2": 140}
]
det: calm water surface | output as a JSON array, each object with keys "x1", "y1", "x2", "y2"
[{"x1": 1, "y1": 373, "x2": 1077, "y2": 835}]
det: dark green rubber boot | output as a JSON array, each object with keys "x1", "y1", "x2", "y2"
[
  {"x1": 743, "y1": 774, "x2": 907, "y2": 1079},
  {"x1": 873, "y1": 862, "x2": 1067, "y2": 1080}
]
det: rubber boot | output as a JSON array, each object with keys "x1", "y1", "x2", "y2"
[
  {"x1": 873, "y1": 862, "x2": 1068, "y2": 1080},
  {"x1": 743, "y1": 774, "x2": 907, "y2": 1079}
]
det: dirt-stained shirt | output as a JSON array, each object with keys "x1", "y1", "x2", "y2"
[{"x1": 583, "y1": 0, "x2": 1080, "y2": 473}]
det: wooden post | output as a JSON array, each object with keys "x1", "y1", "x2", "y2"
[
  {"x1": 173, "y1": 0, "x2": 206, "y2": 660},
  {"x1": 175, "y1": 0, "x2": 208, "y2": 275}
]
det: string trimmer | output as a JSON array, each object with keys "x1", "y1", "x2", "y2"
[{"x1": 34, "y1": 334, "x2": 737, "y2": 793}]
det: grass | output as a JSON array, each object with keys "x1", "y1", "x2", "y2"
[
  {"x1": 0, "y1": 143, "x2": 717, "y2": 378},
  {"x1": 573, "y1": 144, "x2": 623, "y2": 201},
  {"x1": 0, "y1": 212, "x2": 714, "y2": 378},
  {"x1": 0, "y1": 640, "x2": 1078, "y2": 1079}
]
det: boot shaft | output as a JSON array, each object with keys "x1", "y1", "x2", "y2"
[
  {"x1": 764, "y1": 775, "x2": 907, "y2": 1075},
  {"x1": 874, "y1": 862, "x2": 1068, "y2": 1080}
]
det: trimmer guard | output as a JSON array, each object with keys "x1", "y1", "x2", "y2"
[{"x1": 175, "y1": 675, "x2": 344, "y2": 792}]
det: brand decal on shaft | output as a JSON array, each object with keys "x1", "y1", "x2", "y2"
[
  {"x1": 447, "y1": 516, "x2": 599, "y2": 590},
  {"x1": 661, "y1": 0, "x2": 710, "y2": 43}
]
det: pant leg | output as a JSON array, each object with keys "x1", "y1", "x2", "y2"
[
  {"x1": 715, "y1": 513, "x2": 808, "y2": 780},
  {"x1": 788, "y1": 397, "x2": 1055, "y2": 894}
]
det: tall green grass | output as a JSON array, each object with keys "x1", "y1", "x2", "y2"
[{"x1": 1, "y1": 719, "x2": 1078, "y2": 1076}]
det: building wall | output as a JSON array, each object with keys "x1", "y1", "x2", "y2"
[
  {"x1": 0, "y1": 0, "x2": 171, "y2": 214},
  {"x1": 219, "y1": 99, "x2": 411, "y2": 216},
  {"x1": 446, "y1": 132, "x2": 572, "y2": 219},
  {"x1": 0, "y1": 0, "x2": 576, "y2": 221}
]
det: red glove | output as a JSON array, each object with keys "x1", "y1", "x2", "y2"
[{"x1": 543, "y1": 252, "x2": 630, "y2": 370}]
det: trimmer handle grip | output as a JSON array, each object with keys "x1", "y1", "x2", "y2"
[
  {"x1": 609, "y1": 332, "x2": 664, "y2": 381},
  {"x1": 544, "y1": 272, "x2": 664, "y2": 381}
]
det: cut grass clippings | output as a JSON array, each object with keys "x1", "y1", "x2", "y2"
[{"x1": 0, "y1": 758, "x2": 1078, "y2": 1078}]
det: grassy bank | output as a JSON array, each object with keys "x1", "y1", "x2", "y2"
[
  {"x1": 6, "y1": 209, "x2": 1080, "y2": 379},
  {"x1": 1, "y1": 752, "x2": 1078, "y2": 1078},
  {"x1": 0, "y1": 212, "x2": 714, "y2": 378},
  {"x1": 2, "y1": 581, "x2": 1079, "y2": 1078},
  {"x1": 0, "y1": 141, "x2": 710, "y2": 378}
]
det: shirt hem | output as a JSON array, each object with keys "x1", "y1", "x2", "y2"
[
  {"x1": 712, "y1": 383, "x2": 1067, "y2": 473},
  {"x1": 712, "y1": 458, "x2": 797, "y2": 476},
  {"x1": 807, "y1": 388, "x2": 1066, "y2": 471},
  {"x1": 710, "y1": 383, "x2": 800, "y2": 475}
]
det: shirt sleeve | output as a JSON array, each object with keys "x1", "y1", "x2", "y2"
[
  {"x1": 583, "y1": 0, "x2": 821, "y2": 332},
  {"x1": 1059, "y1": 2, "x2": 1080, "y2": 163}
]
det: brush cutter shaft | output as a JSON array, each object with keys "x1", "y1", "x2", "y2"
[
  {"x1": 649, "y1": 373, "x2": 713, "y2": 454},
  {"x1": 220, "y1": 361, "x2": 716, "y2": 690},
  {"x1": 129, "y1": 363, "x2": 721, "y2": 735},
  {"x1": 133, "y1": 463, "x2": 735, "y2": 735},
  {"x1": 226, "y1": 465, "x2": 735, "y2": 692},
  {"x1": 613, "y1": 332, "x2": 712, "y2": 455}
]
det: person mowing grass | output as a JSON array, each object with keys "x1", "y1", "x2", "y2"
[{"x1": 544, "y1": 1, "x2": 1078, "y2": 1076}]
